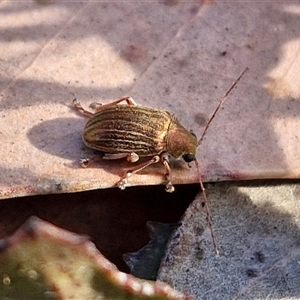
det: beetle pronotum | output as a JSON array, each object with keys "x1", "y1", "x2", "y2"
[{"x1": 73, "y1": 68, "x2": 248, "y2": 253}]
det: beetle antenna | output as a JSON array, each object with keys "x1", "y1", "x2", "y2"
[
  {"x1": 195, "y1": 68, "x2": 249, "y2": 254},
  {"x1": 195, "y1": 159, "x2": 219, "y2": 254},
  {"x1": 198, "y1": 68, "x2": 249, "y2": 146}
]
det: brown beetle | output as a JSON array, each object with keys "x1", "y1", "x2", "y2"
[
  {"x1": 73, "y1": 96, "x2": 197, "y2": 193},
  {"x1": 73, "y1": 69, "x2": 248, "y2": 254},
  {"x1": 73, "y1": 69, "x2": 248, "y2": 194}
]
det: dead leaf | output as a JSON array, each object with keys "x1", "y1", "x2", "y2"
[{"x1": 0, "y1": 1, "x2": 300, "y2": 198}]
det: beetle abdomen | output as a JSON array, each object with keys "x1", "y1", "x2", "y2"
[{"x1": 83, "y1": 105, "x2": 171, "y2": 156}]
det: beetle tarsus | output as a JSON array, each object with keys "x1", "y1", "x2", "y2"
[
  {"x1": 165, "y1": 183, "x2": 175, "y2": 193},
  {"x1": 73, "y1": 99, "x2": 94, "y2": 117},
  {"x1": 117, "y1": 179, "x2": 128, "y2": 190},
  {"x1": 79, "y1": 156, "x2": 102, "y2": 167},
  {"x1": 80, "y1": 158, "x2": 91, "y2": 167},
  {"x1": 117, "y1": 172, "x2": 132, "y2": 190}
]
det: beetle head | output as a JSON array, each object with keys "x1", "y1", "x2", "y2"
[{"x1": 166, "y1": 118, "x2": 198, "y2": 161}]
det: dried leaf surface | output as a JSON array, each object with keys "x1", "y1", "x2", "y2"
[{"x1": 1, "y1": 1, "x2": 300, "y2": 198}]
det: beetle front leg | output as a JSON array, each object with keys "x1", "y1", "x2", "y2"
[
  {"x1": 117, "y1": 155, "x2": 160, "y2": 190},
  {"x1": 160, "y1": 153, "x2": 174, "y2": 193}
]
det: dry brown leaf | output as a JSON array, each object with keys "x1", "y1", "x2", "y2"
[{"x1": 0, "y1": 1, "x2": 300, "y2": 198}]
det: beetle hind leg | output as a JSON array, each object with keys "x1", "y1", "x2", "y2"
[
  {"x1": 93, "y1": 96, "x2": 137, "y2": 112},
  {"x1": 73, "y1": 97, "x2": 137, "y2": 116}
]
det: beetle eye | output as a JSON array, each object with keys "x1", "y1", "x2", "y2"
[
  {"x1": 190, "y1": 130, "x2": 197, "y2": 138},
  {"x1": 183, "y1": 153, "x2": 195, "y2": 162}
]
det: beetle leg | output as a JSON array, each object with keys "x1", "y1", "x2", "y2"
[
  {"x1": 93, "y1": 96, "x2": 137, "y2": 112},
  {"x1": 160, "y1": 153, "x2": 174, "y2": 193},
  {"x1": 117, "y1": 155, "x2": 160, "y2": 190},
  {"x1": 73, "y1": 99, "x2": 94, "y2": 117},
  {"x1": 79, "y1": 156, "x2": 102, "y2": 167},
  {"x1": 103, "y1": 152, "x2": 140, "y2": 163},
  {"x1": 73, "y1": 97, "x2": 137, "y2": 116}
]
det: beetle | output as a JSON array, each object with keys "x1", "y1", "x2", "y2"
[
  {"x1": 73, "y1": 69, "x2": 248, "y2": 194},
  {"x1": 73, "y1": 96, "x2": 197, "y2": 193},
  {"x1": 73, "y1": 68, "x2": 248, "y2": 254}
]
